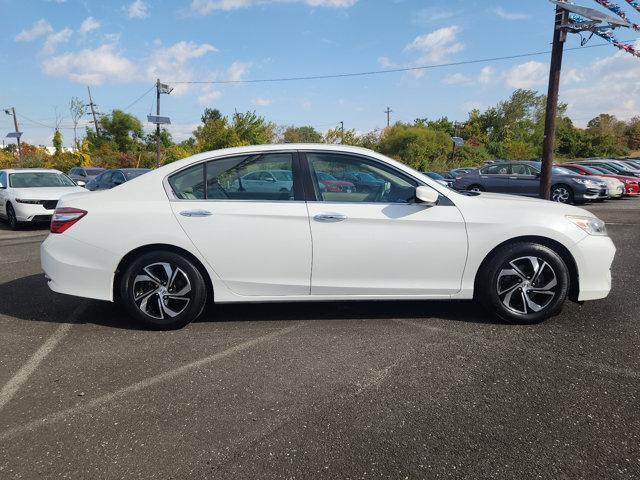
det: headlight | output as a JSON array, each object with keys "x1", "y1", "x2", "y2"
[
  {"x1": 566, "y1": 215, "x2": 607, "y2": 236},
  {"x1": 571, "y1": 178, "x2": 596, "y2": 186},
  {"x1": 15, "y1": 199, "x2": 41, "y2": 204}
]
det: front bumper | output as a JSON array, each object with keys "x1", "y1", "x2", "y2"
[
  {"x1": 13, "y1": 202, "x2": 56, "y2": 222},
  {"x1": 569, "y1": 234, "x2": 616, "y2": 301},
  {"x1": 41, "y1": 233, "x2": 118, "y2": 302},
  {"x1": 577, "y1": 186, "x2": 608, "y2": 201}
]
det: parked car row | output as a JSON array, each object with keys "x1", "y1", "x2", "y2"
[
  {"x1": 446, "y1": 159, "x2": 639, "y2": 204},
  {"x1": 0, "y1": 167, "x2": 151, "y2": 229}
]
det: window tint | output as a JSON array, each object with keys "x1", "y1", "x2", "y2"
[
  {"x1": 168, "y1": 153, "x2": 296, "y2": 201},
  {"x1": 169, "y1": 164, "x2": 205, "y2": 200},
  {"x1": 307, "y1": 152, "x2": 416, "y2": 203},
  {"x1": 510, "y1": 164, "x2": 533, "y2": 175},
  {"x1": 0, "y1": 172, "x2": 6, "y2": 187},
  {"x1": 481, "y1": 164, "x2": 510, "y2": 175},
  {"x1": 206, "y1": 153, "x2": 294, "y2": 201}
]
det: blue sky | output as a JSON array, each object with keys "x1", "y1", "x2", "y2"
[{"x1": 2, "y1": 0, "x2": 640, "y2": 147}]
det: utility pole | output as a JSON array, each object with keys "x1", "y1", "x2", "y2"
[
  {"x1": 4, "y1": 107, "x2": 22, "y2": 159},
  {"x1": 540, "y1": 5, "x2": 568, "y2": 200},
  {"x1": 156, "y1": 79, "x2": 161, "y2": 168},
  {"x1": 339, "y1": 121, "x2": 344, "y2": 144},
  {"x1": 451, "y1": 122, "x2": 460, "y2": 163},
  {"x1": 384, "y1": 107, "x2": 392, "y2": 127},
  {"x1": 86, "y1": 86, "x2": 100, "y2": 136}
]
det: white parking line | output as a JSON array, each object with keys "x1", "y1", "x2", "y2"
[
  {"x1": 0, "y1": 302, "x2": 87, "y2": 411},
  {"x1": 0, "y1": 322, "x2": 301, "y2": 442}
]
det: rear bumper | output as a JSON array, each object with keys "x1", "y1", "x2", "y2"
[
  {"x1": 41, "y1": 234, "x2": 117, "y2": 302},
  {"x1": 569, "y1": 235, "x2": 616, "y2": 301}
]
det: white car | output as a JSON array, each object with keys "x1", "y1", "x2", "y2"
[
  {"x1": 40, "y1": 145, "x2": 616, "y2": 329},
  {"x1": 596, "y1": 176, "x2": 625, "y2": 199},
  {"x1": 0, "y1": 168, "x2": 86, "y2": 230}
]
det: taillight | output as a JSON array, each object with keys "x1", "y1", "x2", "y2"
[{"x1": 50, "y1": 207, "x2": 87, "y2": 234}]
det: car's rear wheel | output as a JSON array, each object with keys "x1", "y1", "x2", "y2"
[
  {"x1": 551, "y1": 184, "x2": 574, "y2": 204},
  {"x1": 119, "y1": 251, "x2": 208, "y2": 330},
  {"x1": 477, "y1": 242, "x2": 569, "y2": 324},
  {"x1": 467, "y1": 184, "x2": 485, "y2": 193},
  {"x1": 6, "y1": 203, "x2": 19, "y2": 230}
]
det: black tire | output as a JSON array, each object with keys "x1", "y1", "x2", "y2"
[
  {"x1": 119, "y1": 250, "x2": 208, "y2": 330},
  {"x1": 5, "y1": 203, "x2": 19, "y2": 230},
  {"x1": 476, "y1": 242, "x2": 569, "y2": 324},
  {"x1": 467, "y1": 184, "x2": 485, "y2": 192},
  {"x1": 551, "y1": 184, "x2": 574, "y2": 204}
]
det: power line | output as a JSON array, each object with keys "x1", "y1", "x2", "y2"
[
  {"x1": 167, "y1": 40, "x2": 634, "y2": 85},
  {"x1": 122, "y1": 84, "x2": 156, "y2": 112}
]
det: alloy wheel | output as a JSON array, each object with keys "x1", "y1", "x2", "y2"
[
  {"x1": 552, "y1": 187, "x2": 570, "y2": 203},
  {"x1": 7, "y1": 205, "x2": 17, "y2": 229},
  {"x1": 132, "y1": 262, "x2": 192, "y2": 320},
  {"x1": 496, "y1": 256, "x2": 558, "y2": 315}
]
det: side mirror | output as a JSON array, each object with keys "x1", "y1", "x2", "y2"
[
  {"x1": 76, "y1": 180, "x2": 86, "y2": 187},
  {"x1": 113, "y1": 178, "x2": 124, "y2": 186},
  {"x1": 533, "y1": 171, "x2": 541, "y2": 178},
  {"x1": 265, "y1": 177, "x2": 276, "y2": 182},
  {"x1": 415, "y1": 186, "x2": 439, "y2": 206}
]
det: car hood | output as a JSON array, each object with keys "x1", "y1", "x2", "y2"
[
  {"x1": 472, "y1": 191, "x2": 593, "y2": 216},
  {"x1": 11, "y1": 186, "x2": 87, "y2": 200}
]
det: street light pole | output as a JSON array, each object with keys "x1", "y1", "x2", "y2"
[
  {"x1": 540, "y1": 5, "x2": 568, "y2": 200},
  {"x1": 10, "y1": 107, "x2": 21, "y2": 159}
]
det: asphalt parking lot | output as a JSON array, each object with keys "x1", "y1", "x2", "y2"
[{"x1": 0, "y1": 199, "x2": 638, "y2": 479}]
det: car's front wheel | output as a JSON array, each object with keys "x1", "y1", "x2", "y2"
[
  {"x1": 551, "y1": 184, "x2": 574, "y2": 204},
  {"x1": 119, "y1": 250, "x2": 208, "y2": 330},
  {"x1": 477, "y1": 242, "x2": 569, "y2": 324},
  {"x1": 467, "y1": 184, "x2": 485, "y2": 193},
  {"x1": 5, "y1": 203, "x2": 19, "y2": 230}
]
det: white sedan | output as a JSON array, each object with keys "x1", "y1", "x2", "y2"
[
  {"x1": 41, "y1": 145, "x2": 616, "y2": 329},
  {"x1": 0, "y1": 168, "x2": 86, "y2": 230}
]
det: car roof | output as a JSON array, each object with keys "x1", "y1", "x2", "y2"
[{"x1": 1, "y1": 168, "x2": 62, "y2": 174}]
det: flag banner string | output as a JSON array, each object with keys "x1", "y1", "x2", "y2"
[
  {"x1": 572, "y1": 14, "x2": 640, "y2": 56},
  {"x1": 592, "y1": 0, "x2": 640, "y2": 29},
  {"x1": 623, "y1": 0, "x2": 640, "y2": 15}
]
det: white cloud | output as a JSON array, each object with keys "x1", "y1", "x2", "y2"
[
  {"x1": 254, "y1": 97, "x2": 273, "y2": 106},
  {"x1": 128, "y1": 0, "x2": 149, "y2": 18},
  {"x1": 80, "y1": 17, "x2": 100, "y2": 34},
  {"x1": 505, "y1": 61, "x2": 548, "y2": 88},
  {"x1": 478, "y1": 65, "x2": 494, "y2": 85},
  {"x1": 189, "y1": 0, "x2": 356, "y2": 15},
  {"x1": 42, "y1": 43, "x2": 134, "y2": 84},
  {"x1": 405, "y1": 26, "x2": 464, "y2": 63},
  {"x1": 494, "y1": 7, "x2": 530, "y2": 21},
  {"x1": 463, "y1": 100, "x2": 484, "y2": 111},
  {"x1": 563, "y1": 49, "x2": 640, "y2": 125},
  {"x1": 413, "y1": 7, "x2": 457, "y2": 25},
  {"x1": 145, "y1": 41, "x2": 218, "y2": 94},
  {"x1": 226, "y1": 61, "x2": 250, "y2": 81},
  {"x1": 443, "y1": 73, "x2": 472, "y2": 85},
  {"x1": 16, "y1": 19, "x2": 53, "y2": 41},
  {"x1": 197, "y1": 85, "x2": 223, "y2": 106},
  {"x1": 42, "y1": 28, "x2": 73, "y2": 54}
]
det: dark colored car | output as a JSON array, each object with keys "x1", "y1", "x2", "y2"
[
  {"x1": 86, "y1": 168, "x2": 150, "y2": 191},
  {"x1": 340, "y1": 171, "x2": 385, "y2": 193},
  {"x1": 453, "y1": 161, "x2": 608, "y2": 204},
  {"x1": 422, "y1": 172, "x2": 451, "y2": 187},
  {"x1": 576, "y1": 160, "x2": 640, "y2": 178},
  {"x1": 436, "y1": 171, "x2": 457, "y2": 183},
  {"x1": 68, "y1": 167, "x2": 105, "y2": 186}
]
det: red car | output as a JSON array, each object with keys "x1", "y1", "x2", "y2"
[
  {"x1": 317, "y1": 172, "x2": 355, "y2": 193},
  {"x1": 560, "y1": 163, "x2": 639, "y2": 196}
]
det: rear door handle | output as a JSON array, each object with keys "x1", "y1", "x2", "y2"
[
  {"x1": 314, "y1": 212, "x2": 347, "y2": 222},
  {"x1": 180, "y1": 209, "x2": 212, "y2": 217}
]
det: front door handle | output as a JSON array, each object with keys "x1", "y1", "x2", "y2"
[
  {"x1": 180, "y1": 209, "x2": 212, "y2": 217},
  {"x1": 314, "y1": 212, "x2": 347, "y2": 223}
]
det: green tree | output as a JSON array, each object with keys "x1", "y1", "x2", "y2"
[
  {"x1": 96, "y1": 109, "x2": 144, "y2": 153},
  {"x1": 378, "y1": 123, "x2": 451, "y2": 170},
  {"x1": 283, "y1": 125, "x2": 322, "y2": 143},
  {"x1": 52, "y1": 129, "x2": 63, "y2": 156},
  {"x1": 231, "y1": 111, "x2": 275, "y2": 145}
]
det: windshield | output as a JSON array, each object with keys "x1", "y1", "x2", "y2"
[
  {"x1": 9, "y1": 172, "x2": 76, "y2": 188},
  {"x1": 85, "y1": 168, "x2": 104, "y2": 176},
  {"x1": 123, "y1": 170, "x2": 149, "y2": 180},
  {"x1": 427, "y1": 172, "x2": 445, "y2": 180},
  {"x1": 580, "y1": 165, "x2": 606, "y2": 175},
  {"x1": 553, "y1": 167, "x2": 573, "y2": 175}
]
